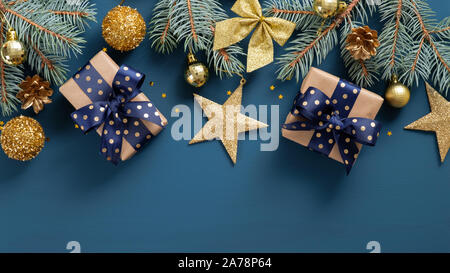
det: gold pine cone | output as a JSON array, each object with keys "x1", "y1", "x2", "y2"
[
  {"x1": 17, "y1": 75, "x2": 53, "y2": 114},
  {"x1": 102, "y1": 6, "x2": 146, "y2": 52},
  {"x1": 345, "y1": 26, "x2": 380, "y2": 61}
]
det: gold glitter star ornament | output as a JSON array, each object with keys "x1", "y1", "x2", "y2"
[
  {"x1": 213, "y1": 0, "x2": 296, "y2": 72},
  {"x1": 102, "y1": 5, "x2": 146, "y2": 52},
  {"x1": 189, "y1": 79, "x2": 268, "y2": 164},
  {"x1": 404, "y1": 83, "x2": 450, "y2": 163},
  {"x1": 1, "y1": 116, "x2": 45, "y2": 161}
]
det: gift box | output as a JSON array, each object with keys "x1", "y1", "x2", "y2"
[
  {"x1": 60, "y1": 51, "x2": 167, "y2": 164},
  {"x1": 281, "y1": 67, "x2": 383, "y2": 173}
]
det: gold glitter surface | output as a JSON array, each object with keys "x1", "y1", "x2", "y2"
[
  {"x1": 404, "y1": 83, "x2": 450, "y2": 162},
  {"x1": 189, "y1": 79, "x2": 268, "y2": 164},
  {"x1": 1, "y1": 116, "x2": 45, "y2": 161},
  {"x1": 213, "y1": 0, "x2": 296, "y2": 72},
  {"x1": 102, "y1": 6, "x2": 146, "y2": 52}
]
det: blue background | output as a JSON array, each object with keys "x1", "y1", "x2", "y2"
[{"x1": 0, "y1": 0, "x2": 449, "y2": 253}]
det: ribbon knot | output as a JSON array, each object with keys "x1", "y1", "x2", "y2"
[
  {"x1": 329, "y1": 114, "x2": 344, "y2": 130},
  {"x1": 213, "y1": 0, "x2": 296, "y2": 72},
  {"x1": 283, "y1": 83, "x2": 382, "y2": 174},
  {"x1": 70, "y1": 64, "x2": 166, "y2": 165}
]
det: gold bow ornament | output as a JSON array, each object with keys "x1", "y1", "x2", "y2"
[{"x1": 213, "y1": 0, "x2": 296, "y2": 73}]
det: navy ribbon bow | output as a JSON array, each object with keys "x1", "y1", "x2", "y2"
[
  {"x1": 283, "y1": 79, "x2": 382, "y2": 174},
  {"x1": 71, "y1": 64, "x2": 166, "y2": 164}
]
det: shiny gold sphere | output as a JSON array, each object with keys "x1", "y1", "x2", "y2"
[
  {"x1": 313, "y1": 0, "x2": 340, "y2": 19},
  {"x1": 1, "y1": 116, "x2": 45, "y2": 161},
  {"x1": 102, "y1": 5, "x2": 146, "y2": 52},
  {"x1": 184, "y1": 53, "x2": 209, "y2": 88},
  {"x1": 1, "y1": 29, "x2": 26, "y2": 66},
  {"x1": 385, "y1": 75, "x2": 410, "y2": 108}
]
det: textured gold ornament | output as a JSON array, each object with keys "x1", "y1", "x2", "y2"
[
  {"x1": 102, "y1": 5, "x2": 146, "y2": 52},
  {"x1": 1, "y1": 28, "x2": 26, "y2": 66},
  {"x1": 213, "y1": 0, "x2": 296, "y2": 72},
  {"x1": 385, "y1": 75, "x2": 410, "y2": 108},
  {"x1": 189, "y1": 79, "x2": 268, "y2": 164},
  {"x1": 1, "y1": 116, "x2": 45, "y2": 161},
  {"x1": 17, "y1": 75, "x2": 53, "y2": 114},
  {"x1": 313, "y1": 0, "x2": 346, "y2": 19},
  {"x1": 345, "y1": 26, "x2": 380, "y2": 61},
  {"x1": 184, "y1": 53, "x2": 209, "y2": 88},
  {"x1": 405, "y1": 83, "x2": 450, "y2": 163}
]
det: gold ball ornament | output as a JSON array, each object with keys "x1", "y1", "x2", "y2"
[
  {"x1": 102, "y1": 5, "x2": 146, "y2": 52},
  {"x1": 1, "y1": 28, "x2": 26, "y2": 66},
  {"x1": 313, "y1": 0, "x2": 347, "y2": 19},
  {"x1": 184, "y1": 52, "x2": 209, "y2": 88},
  {"x1": 385, "y1": 75, "x2": 411, "y2": 108},
  {"x1": 1, "y1": 116, "x2": 45, "y2": 161}
]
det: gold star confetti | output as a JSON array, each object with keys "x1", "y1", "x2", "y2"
[
  {"x1": 270, "y1": 85, "x2": 275, "y2": 91},
  {"x1": 149, "y1": 81, "x2": 154, "y2": 86},
  {"x1": 227, "y1": 90, "x2": 232, "y2": 96},
  {"x1": 0, "y1": 121, "x2": 4, "y2": 126},
  {"x1": 387, "y1": 131, "x2": 392, "y2": 136},
  {"x1": 278, "y1": 94, "x2": 283, "y2": 100},
  {"x1": 102, "y1": 47, "x2": 107, "y2": 52},
  {"x1": 189, "y1": 79, "x2": 268, "y2": 164},
  {"x1": 74, "y1": 124, "x2": 79, "y2": 129},
  {"x1": 162, "y1": 93, "x2": 166, "y2": 98},
  {"x1": 405, "y1": 83, "x2": 450, "y2": 162}
]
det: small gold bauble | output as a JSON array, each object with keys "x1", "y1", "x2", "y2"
[
  {"x1": 313, "y1": 0, "x2": 342, "y2": 19},
  {"x1": 184, "y1": 53, "x2": 209, "y2": 88},
  {"x1": 385, "y1": 75, "x2": 411, "y2": 108},
  {"x1": 1, "y1": 116, "x2": 45, "y2": 161},
  {"x1": 102, "y1": 5, "x2": 146, "y2": 52},
  {"x1": 1, "y1": 28, "x2": 26, "y2": 66}
]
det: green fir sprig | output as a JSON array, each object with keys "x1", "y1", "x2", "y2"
[
  {"x1": 0, "y1": 0, "x2": 96, "y2": 116},
  {"x1": 266, "y1": 0, "x2": 378, "y2": 87},
  {"x1": 148, "y1": 0, "x2": 245, "y2": 79}
]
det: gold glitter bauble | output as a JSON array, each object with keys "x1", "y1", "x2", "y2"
[
  {"x1": 1, "y1": 116, "x2": 45, "y2": 161},
  {"x1": 102, "y1": 5, "x2": 146, "y2": 52},
  {"x1": 385, "y1": 75, "x2": 410, "y2": 108},
  {"x1": 1, "y1": 28, "x2": 26, "y2": 66},
  {"x1": 313, "y1": 0, "x2": 342, "y2": 19},
  {"x1": 184, "y1": 53, "x2": 209, "y2": 88}
]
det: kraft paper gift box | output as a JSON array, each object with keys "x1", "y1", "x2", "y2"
[
  {"x1": 281, "y1": 67, "x2": 384, "y2": 166},
  {"x1": 60, "y1": 50, "x2": 167, "y2": 162}
]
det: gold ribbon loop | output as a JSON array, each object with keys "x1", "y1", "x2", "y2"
[{"x1": 213, "y1": 0, "x2": 296, "y2": 73}]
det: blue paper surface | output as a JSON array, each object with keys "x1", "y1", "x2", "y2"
[{"x1": 0, "y1": 0, "x2": 449, "y2": 253}]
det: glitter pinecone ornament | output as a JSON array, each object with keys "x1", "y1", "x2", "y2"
[
  {"x1": 1, "y1": 116, "x2": 45, "y2": 161},
  {"x1": 345, "y1": 26, "x2": 380, "y2": 61},
  {"x1": 16, "y1": 75, "x2": 53, "y2": 114},
  {"x1": 102, "y1": 4, "x2": 146, "y2": 52}
]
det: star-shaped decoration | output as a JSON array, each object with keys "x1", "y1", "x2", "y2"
[
  {"x1": 387, "y1": 131, "x2": 392, "y2": 136},
  {"x1": 270, "y1": 85, "x2": 275, "y2": 91},
  {"x1": 278, "y1": 94, "x2": 283, "y2": 100},
  {"x1": 405, "y1": 83, "x2": 450, "y2": 162},
  {"x1": 189, "y1": 79, "x2": 268, "y2": 164}
]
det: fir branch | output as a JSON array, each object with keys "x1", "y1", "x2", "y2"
[
  {"x1": 46, "y1": 0, "x2": 96, "y2": 31},
  {"x1": 148, "y1": 0, "x2": 177, "y2": 54},
  {"x1": 400, "y1": 0, "x2": 450, "y2": 95},
  {"x1": 276, "y1": 0, "x2": 363, "y2": 82},
  {"x1": 148, "y1": 0, "x2": 245, "y2": 78},
  {"x1": 0, "y1": 0, "x2": 96, "y2": 115},
  {"x1": 263, "y1": 0, "x2": 320, "y2": 30},
  {"x1": 170, "y1": 0, "x2": 224, "y2": 52}
]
